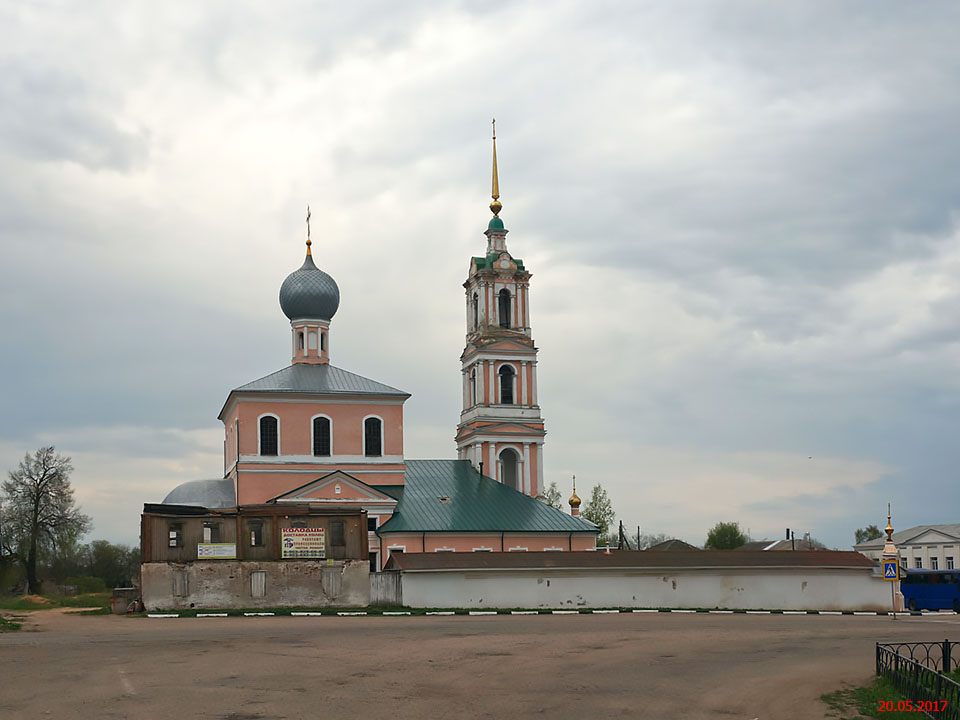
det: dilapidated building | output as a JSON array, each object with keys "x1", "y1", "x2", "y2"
[{"x1": 141, "y1": 502, "x2": 368, "y2": 610}]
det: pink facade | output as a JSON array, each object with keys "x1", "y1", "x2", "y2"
[
  {"x1": 456, "y1": 221, "x2": 547, "y2": 498},
  {"x1": 222, "y1": 397, "x2": 407, "y2": 505},
  {"x1": 201, "y1": 158, "x2": 597, "y2": 572}
]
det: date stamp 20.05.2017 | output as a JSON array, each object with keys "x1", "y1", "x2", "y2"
[{"x1": 879, "y1": 699, "x2": 948, "y2": 712}]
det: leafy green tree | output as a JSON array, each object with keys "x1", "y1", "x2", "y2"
[
  {"x1": 85, "y1": 540, "x2": 139, "y2": 588},
  {"x1": 704, "y1": 521, "x2": 747, "y2": 550},
  {"x1": 581, "y1": 484, "x2": 616, "y2": 539},
  {"x1": 1, "y1": 447, "x2": 91, "y2": 593},
  {"x1": 541, "y1": 481, "x2": 563, "y2": 510},
  {"x1": 855, "y1": 524, "x2": 882, "y2": 544}
]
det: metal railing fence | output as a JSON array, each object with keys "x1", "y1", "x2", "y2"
[{"x1": 877, "y1": 641, "x2": 960, "y2": 719}]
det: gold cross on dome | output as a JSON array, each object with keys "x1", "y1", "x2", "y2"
[{"x1": 306, "y1": 205, "x2": 312, "y2": 254}]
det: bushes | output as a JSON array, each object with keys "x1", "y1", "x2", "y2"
[{"x1": 63, "y1": 576, "x2": 108, "y2": 594}]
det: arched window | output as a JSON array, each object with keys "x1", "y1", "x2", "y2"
[
  {"x1": 259, "y1": 416, "x2": 278, "y2": 456},
  {"x1": 472, "y1": 293, "x2": 479, "y2": 329},
  {"x1": 498, "y1": 365, "x2": 515, "y2": 404},
  {"x1": 498, "y1": 289, "x2": 511, "y2": 328},
  {"x1": 364, "y1": 417, "x2": 382, "y2": 457},
  {"x1": 499, "y1": 448, "x2": 520, "y2": 491},
  {"x1": 469, "y1": 368, "x2": 477, "y2": 406},
  {"x1": 313, "y1": 417, "x2": 331, "y2": 456},
  {"x1": 297, "y1": 332, "x2": 305, "y2": 350},
  {"x1": 320, "y1": 332, "x2": 326, "y2": 352}
]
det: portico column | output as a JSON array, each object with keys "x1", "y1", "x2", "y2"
[
  {"x1": 523, "y1": 443, "x2": 531, "y2": 495},
  {"x1": 520, "y1": 361, "x2": 527, "y2": 405}
]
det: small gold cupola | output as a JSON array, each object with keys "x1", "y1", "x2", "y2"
[{"x1": 569, "y1": 475, "x2": 581, "y2": 516}]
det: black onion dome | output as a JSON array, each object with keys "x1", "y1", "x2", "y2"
[{"x1": 279, "y1": 253, "x2": 340, "y2": 321}]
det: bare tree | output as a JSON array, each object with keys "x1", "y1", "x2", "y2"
[
  {"x1": 1, "y1": 447, "x2": 91, "y2": 593},
  {"x1": 633, "y1": 532, "x2": 671, "y2": 550}
]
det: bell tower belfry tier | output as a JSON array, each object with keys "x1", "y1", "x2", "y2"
[{"x1": 456, "y1": 122, "x2": 546, "y2": 498}]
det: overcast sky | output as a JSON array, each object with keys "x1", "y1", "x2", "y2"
[{"x1": 2, "y1": 1, "x2": 958, "y2": 550}]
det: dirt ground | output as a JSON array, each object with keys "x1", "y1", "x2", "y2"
[{"x1": 1, "y1": 609, "x2": 957, "y2": 719}]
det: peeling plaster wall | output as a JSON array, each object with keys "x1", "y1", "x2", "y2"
[
  {"x1": 142, "y1": 560, "x2": 369, "y2": 610},
  {"x1": 398, "y1": 568, "x2": 890, "y2": 610}
]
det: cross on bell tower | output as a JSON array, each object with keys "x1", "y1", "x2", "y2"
[{"x1": 455, "y1": 123, "x2": 546, "y2": 498}]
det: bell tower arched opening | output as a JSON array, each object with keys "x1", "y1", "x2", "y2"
[
  {"x1": 499, "y1": 447, "x2": 520, "y2": 491},
  {"x1": 498, "y1": 289, "x2": 511, "y2": 328}
]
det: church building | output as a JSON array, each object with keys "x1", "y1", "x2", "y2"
[{"x1": 158, "y1": 130, "x2": 597, "y2": 571}]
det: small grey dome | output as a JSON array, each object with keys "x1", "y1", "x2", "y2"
[
  {"x1": 279, "y1": 254, "x2": 340, "y2": 321},
  {"x1": 162, "y1": 478, "x2": 236, "y2": 508}
]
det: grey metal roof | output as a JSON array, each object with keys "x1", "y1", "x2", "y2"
[
  {"x1": 376, "y1": 459, "x2": 598, "y2": 534},
  {"x1": 855, "y1": 524, "x2": 960, "y2": 550},
  {"x1": 219, "y1": 363, "x2": 409, "y2": 418},
  {"x1": 279, "y1": 253, "x2": 340, "y2": 321},
  {"x1": 162, "y1": 478, "x2": 236, "y2": 508}
]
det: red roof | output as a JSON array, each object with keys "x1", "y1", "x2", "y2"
[{"x1": 385, "y1": 549, "x2": 875, "y2": 571}]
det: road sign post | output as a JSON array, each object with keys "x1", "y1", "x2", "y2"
[{"x1": 880, "y1": 505, "x2": 900, "y2": 618}]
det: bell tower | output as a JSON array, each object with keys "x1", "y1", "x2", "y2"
[{"x1": 455, "y1": 122, "x2": 546, "y2": 498}]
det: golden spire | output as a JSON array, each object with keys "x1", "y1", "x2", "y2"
[
  {"x1": 490, "y1": 118, "x2": 502, "y2": 218},
  {"x1": 568, "y1": 474, "x2": 581, "y2": 509},
  {"x1": 305, "y1": 205, "x2": 312, "y2": 256},
  {"x1": 885, "y1": 502, "x2": 894, "y2": 542}
]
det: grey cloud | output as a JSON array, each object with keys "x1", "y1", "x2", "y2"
[{"x1": 0, "y1": 60, "x2": 148, "y2": 171}]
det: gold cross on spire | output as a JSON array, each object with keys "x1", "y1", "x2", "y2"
[
  {"x1": 306, "y1": 205, "x2": 312, "y2": 255},
  {"x1": 490, "y1": 118, "x2": 502, "y2": 217}
]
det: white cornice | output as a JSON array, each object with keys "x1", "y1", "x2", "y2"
[{"x1": 239, "y1": 454, "x2": 404, "y2": 464}]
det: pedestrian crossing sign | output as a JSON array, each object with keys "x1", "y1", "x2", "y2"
[{"x1": 882, "y1": 559, "x2": 899, "y2": 581}]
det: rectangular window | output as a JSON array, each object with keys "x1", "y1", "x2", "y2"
[
  {"x1": 168, "y1": 523, "x2": 183, "y2": 548},
  {"x1": 948, "y1": 557, "x2": 955, "y2": 570},
  {"x1": 250, "y1": 571, "x2": 266, "y2": 598},
  {"x1": 203, "y1": 522, "x2": 221, "y2": 544},
  {"x1": 367, "y1": 516, "x2": 378, "y2": 532},
  {"x1": 931, "y1": 557, "x2": 939, "y2": 570},
  {"x1": 331, "y1": 520, "x2": 346, "y2": 547},
  {"x1": 915, "y1": 558, "x2": 923, "y2": 569},
  {"x1": 249, "y1": 520, "x2": 264, "y2": 547},
  {"x1": 172, "y1": 569, "x2": 188, "y2": 597},
  {"x1": 369, "y1": 552, "x2": 378, "y2": 572}
]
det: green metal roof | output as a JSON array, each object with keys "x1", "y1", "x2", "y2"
[
  {"x1": 471, "y1": 253, "x2": 526, "y2": 272},
  {"x1": 376, "y1": 459, "x2": 597, "y2": 534},
  {"x1": 487, "y1": 217, "x2": 505, "y2": 231}
]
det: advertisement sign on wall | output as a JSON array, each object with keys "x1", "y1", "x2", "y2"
[
  {"x1": 281, "y1": 528, "x2": 326, "y2": 559},
  {"x1": 197, "y1": 543, "x2": 237, "y2": 559}
]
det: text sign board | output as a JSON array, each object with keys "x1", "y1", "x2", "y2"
[
  {"x1": 882, "y1": 559, "x2": 900, "y2": 582},
  {"x1": 282, "y1": 528, "x2": 326, "y2": 559},
  {"x1": 197, "y1": 543, "x2": 237, "y2": 559}
]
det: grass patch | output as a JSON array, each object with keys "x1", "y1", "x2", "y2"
[
  {"x1": 0, "y1": 614, "x2": 24, "y2": 632},
  {"x1": 0, "y1": 592, "x2": 111, "y2": 612},
  {"x1": 822, "y1": 676, "x2": 939, "y2": 719}
]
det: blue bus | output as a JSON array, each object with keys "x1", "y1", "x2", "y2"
[{"x1": 900, "y1": 570, "x2": 960, "y2": 612}]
